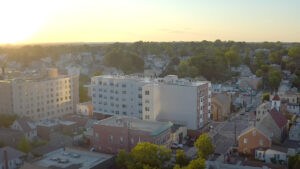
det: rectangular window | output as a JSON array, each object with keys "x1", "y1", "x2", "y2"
[
  {"x1": 244, "y1": 138, "x2": 247, "y2": 144},
  {"x1": 145, "y1": 90, "x2": 150, "y2": 95},
  {"x1": 145, "y1": 107, "x2": 150, "y2": 111},
  {"x1": 110, "y1": 135, "x2": 114, "y2": 143},
  {"x1": 259, "y1": 139, "x2": 263, "y2": 146},
  {"x1": 253, "y1": 131, "x2": 256, "y2": 136}
]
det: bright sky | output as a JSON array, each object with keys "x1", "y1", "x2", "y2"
[{"x1": 0, "y1": 0, "x2": 300, "y2": 44}]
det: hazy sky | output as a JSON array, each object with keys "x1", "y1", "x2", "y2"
[{"x1": 1, "y1": 0, "x2": 300, "y2": 44}]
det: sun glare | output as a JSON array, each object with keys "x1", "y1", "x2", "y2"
[{"x1": 0, "y1": 0, "x2": 60, "y2": 44}]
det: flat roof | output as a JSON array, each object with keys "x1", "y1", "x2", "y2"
[
  {"x1": 34, "y1": 147, "x2": 113, "y2": 169},
  {"x1": 95, "y1": 116, "x2": 172, "y2": 135}
]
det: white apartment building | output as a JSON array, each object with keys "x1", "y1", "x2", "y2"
[
  {"x1": 0, "y1": 69, "x2": 79, "y2": 121},
  {"x1": 142, "y1": 75, "x2": 211, "y2": 130},
  {"x1": 91, "y1": 75, "x2": 150, "y2": 119},
  {"x1": 91, "y1": 75, "x2": 211, "y2": 130}
]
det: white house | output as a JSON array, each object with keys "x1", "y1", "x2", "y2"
[
  {"x1": 0, "y1": 146, "x2": 25, "y2": 169},
  {"x1": 255, "y1": 146, "x2": 288, "y2": 164},
  {"x1": 10, "y1": 117, "x2": 37, "y2": 141},
  {"x1": 289, "y1": 118, "x2": 300, "y2": 141}
]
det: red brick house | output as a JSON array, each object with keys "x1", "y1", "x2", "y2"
[
  {"x1": 238, "y1": 124, "x2": 272, "y2": 156},
  {"x1": 93, "y1": 116, "x2": 173, "y2": 154}
]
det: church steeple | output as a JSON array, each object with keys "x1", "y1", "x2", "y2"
[{"x1": 271, "y1": 94, "x2": 280, "y2": 111}]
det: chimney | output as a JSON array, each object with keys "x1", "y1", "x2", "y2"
[{"x1": 4, "y1": 150, "x2": 8, "y2": 169}]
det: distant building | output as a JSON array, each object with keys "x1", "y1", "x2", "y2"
[
  {"x1": 0, "y1": 146, "x2": 26, "y2": 169},
  {"x1": 0, "y1": 128, "x2": 23, "y2": 149},
  {"x1": 256, "y1": 102, "x2": 271, "y2": 121},
  {"x1": 28, "y1": 147, "x2": 114, "y2": 169},
  {"x1": 36, "y1": 121, "x2": 59, "y2": 140},
  {"x1": 91, "y1": 75, "x2": 149, "y2": 119},
  {"x1": 255, "y1": 145, "x2": 288, "y2": 164},
  {"x1": 93, "y1": 116, "x2": 173, "y2": 154},
  {"x1": 76, "y1": 101, "x2": 93, "y2": 116},
  {"x1": 238, "y1": 124, "x2": 272, "y2": 156},
  {"x1": 238, "y1": 76, "x2": 262, "y2": 91},
  {"x1": 289, "y1": 118, "x2": 300, "y2": 141},
  {"x1": 211, "y1": 92, "x2": 231, "y2": 121},
  {"x1": 91, "y1": 75, "x2": 211, "y2": 130},
  {"x1": 256, "y1": 95, "x2": 288, "y2": 143},
  {"x1": 10, "y1": 117, "x2": 37, "y2": 141},
  {"x1": 0, "y1": 68, "x2": 79, "y2": 121},
  {"x1": 142, "y1": 75, "x2": 211, "y2": 130}
]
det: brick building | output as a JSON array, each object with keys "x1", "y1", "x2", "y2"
[
  {"x1": 238, "y1": 124, "x2": 272, "y2": 156},
  {"x1": 93, "y1": 116, "x2": 173, "y2": 154}
]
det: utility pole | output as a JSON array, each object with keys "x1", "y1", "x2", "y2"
[{"x1": 234, "y1": 118, "x2": 237, "y2": 146}]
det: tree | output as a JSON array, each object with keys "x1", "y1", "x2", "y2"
[
  {"x1": 93, "y1": 71, "x2": 102, "y2": 76},
  {"x1": 225, "y1": 49, "x2": 240, "y2": 68},
  {"x1": 18, "y1": 136, "x2": 31, "y2": 153},
  {"x1": 194, "y1": 134, "x2": 215, "y2": 159},
  {"x1": 269, "y1": 52, "x2": 282, "y2": 65},
  {"x1": 174, "y1": 158, "x2": 206, "y2": 169},
  {"x1": 0, "y1": 140, "x2": 5, "y2": 148},
  {"x1": 261, "y1": 93, "x2": 270, "y2": 102},
  {"x1": 175, "y1": 150, "x2": 189, "y2": 167},
  {"x1": 268, "y1": 68, "x2": 282, "y2": 91},
  {"x1": 288, "y1": 155, "x2": 300, "y2": 169},
  {"x1": 116, "y1": 142, "x2": 171, "y2": 169},
  {"x1": 0, "y1": 114, "x2": 18, "y2": 127},
  {"x1": 255, "y1": 51, "x2": 268, "y2": 68}
]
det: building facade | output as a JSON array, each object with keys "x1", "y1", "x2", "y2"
[
  {"x1": 91, "y1": 75, "x2": 148, "y2": 119},
  {"x1": 142, "y1": 75, "x2": 211, "y2": 130},
  {"x1": 238, "y1": 125, "x2": 272, "y2": 156},
  {"x1": 91, "y1": 75, "x2": 211, "y2": 130},
  {"x1": 0, "y1": 69, "x2": 79, "y2": 121},
  {"x1": 76, "y1": 101, "x2": 93, "y2": 116},
  {"x1": 211, "y1": 92, "x2": 231, "y2": 121},
  {"x1": 93, "y1": 116, "x2": 172, "y2": 154}
]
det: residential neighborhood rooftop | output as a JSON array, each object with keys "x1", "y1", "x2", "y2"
[
  {"x1": 33, "y1": 147, "x2": 113, "y2": 169},
  {"x1": 95, "y1": 116, "x2": 173, "y2": 135}
]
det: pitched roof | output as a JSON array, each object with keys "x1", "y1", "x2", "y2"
[
  {"x1": 238, "y1": 123, "x2": 272, "y2": 140},
  {"x1": 212, "y1": 93, "x2": 231, "y2": 105},
  {"x1": 272, "y1": 94, "x2": 280, "y2": 101},
  {"x1": 269, "y1": 108, "x2": 287, "y2": 128},
  {"x1": 0, "y1": 146, "x2": 26, "y2": 163},
  {"x1": 14, "y1": 116, "x2": 36, "y2": 132}
]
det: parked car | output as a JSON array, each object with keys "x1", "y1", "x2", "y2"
[{"x1": 171, "y1": 143, "x2": 183, "y2": 149}]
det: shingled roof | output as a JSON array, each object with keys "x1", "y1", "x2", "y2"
[
  {"x1": 269, "y1": 108, "x2": 287, "y2": 128},
  {"x1": 13, "y1": 116, "x2": 36, "y2": 133},
  {"x1": 0, "y1": 146, "x2": 26, "y2": 163}
]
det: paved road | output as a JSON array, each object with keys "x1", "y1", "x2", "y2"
[{"x1": 209, "y1": 111, "x2": 251, "y2": 156}]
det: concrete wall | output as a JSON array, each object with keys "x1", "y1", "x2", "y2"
[
  {"x1": 11, "y1": 76, "x2": 78, "y2": 121},
  {"x1": 0, "y1": 81, "x2": 13, "y2": 114}
]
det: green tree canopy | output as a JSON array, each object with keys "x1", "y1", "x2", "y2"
[
  {"x1": 194, "y1": 134, "x2": 215, "y2": 159},
  {"x1": 268, "y1": 68, "x2": 283, "y2": 91},
  {"x1": 116, "y1": 142, "x2": 171, "y2": 169},
  {"x1": 175, "y1": 150, "x2": 189, "y2": 167},
  {"x1": 262, "y1": 93, "x2": 270, "y2": 102},
  {"x1": 174, "y1": 158, "x2": 206, "y2": 169},
  {"x1": 18, "y1": 136, "x2": 31, "y2": 154}
]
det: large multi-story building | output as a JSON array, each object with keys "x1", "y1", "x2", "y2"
[
  {"x1": 91, "y1": 75, "x2": 149, "y2": 119},
  {"x1": 0, "y1": 69, "x2": 79, "y2": 121},
  {"x1": 91, "y1": 75, "x2": 211, "y2": 130},
  {"x1": 142, "y1": 75, "x2": 211, "y2": 130},
  {"x1": 93, "y1": 116, "x2": 172, "y2": 154}
]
